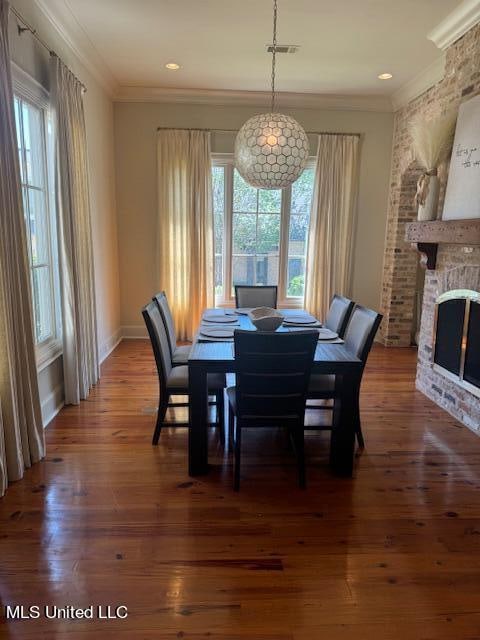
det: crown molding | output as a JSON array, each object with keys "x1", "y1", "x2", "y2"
[
  {"x1": 114, "y1": 86, "x2": 393, "y2": 112},
  {"x1": 32, "y1": 0, "x2": 118, "y2": 95},
  {"x1": 391, "y1": 54, "x2": 445, "y2": 111},
  {"x1": 428, "y1": 0, "x2": 480, "y2": 50}
]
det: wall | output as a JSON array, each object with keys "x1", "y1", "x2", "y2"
[
  {"x1": 380, "y1": 23, "x2": 480, "y2": 347},
  {"x1": 8, "y1": 0, "x2": 121, "y2": 424},
  {"x1": 113, "y1": 101, "x2": 393, "y2": 335}
]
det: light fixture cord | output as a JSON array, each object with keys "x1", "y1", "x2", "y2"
[{"x1": 270, "y1": 0, "x2": 277, "y2": 113}]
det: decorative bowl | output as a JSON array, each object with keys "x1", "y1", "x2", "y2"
[{"x1": 248, "y1": 307, "x2": 284, "y2": 332}]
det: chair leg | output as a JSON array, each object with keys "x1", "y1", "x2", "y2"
[
  {"x1": 293, "y1": 428, "x2": 306, "y2": 489},
  {"x1": 153, "y1": 397, "x2": 168, "y2": 445},
  {"x1": 356, "y1": 425, "x2": 365, "y2": 449},
  {"x1": 216, "y1": 390, "x2": 225, "y2": 445},
  {"x1": 228, "y1": 404, "x2": 235, "y2": 447},
  {"x1": 234, "y1": 421, "x2": 241, "y2": 491},
  {"x1": 332, "y1": 397, "x2": 341, "y2": 429},
  {"x1": 333, "y1": 392, "x2": 364, "y2": 449},
  {"x1": 355, "y1": 394, "x2": 365, "y2": 449}
]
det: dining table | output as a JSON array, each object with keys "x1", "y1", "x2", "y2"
[{"x1": 188, "y1": 308, "x2": 363, "y2": 477}]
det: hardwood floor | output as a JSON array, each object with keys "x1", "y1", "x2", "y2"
[{"x1": 1, "y1": 340, "x2": 480, "y2": 639}]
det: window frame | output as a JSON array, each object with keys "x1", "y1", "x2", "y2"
[
  {"x1": 13, "y1": 65, "x2": 62, "y2": 371},
  {"x1": 212, "y1": 153, "x2": 316, "y2": 308}
]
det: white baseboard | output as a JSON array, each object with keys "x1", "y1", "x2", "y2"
[
  {"x1": 41, "y1": 383, "x2": 64, "y2": 428},
  {"x1": 99, "y1": 327, "x2": 123, "y2": 363},
  {"x1": 122, "y1": 325, "x2": 148, "y2": 339}
]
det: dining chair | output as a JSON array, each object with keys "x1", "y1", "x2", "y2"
[
  {"x1": 142, "y1": 301, "x2": 225, "y2": 445},
  {"x1": 324, "y1": 294, "x2": 355, "y2": 337},
  {"x1": 308, "y1": 305, "x2": 383, "y2": 448},
  {"x1": 227, "y1": 329, "x2": 318, "y2": 490},
  {"x1": 234, "y1": 285, "x2": 278, "y2": 309},
  {"x1": 153, "y1": 291, "x2": 190, "y2": 366}
]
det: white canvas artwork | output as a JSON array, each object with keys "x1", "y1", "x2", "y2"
[{"x1": 443, "y1": 94, "x2": 480, "y2": 220}]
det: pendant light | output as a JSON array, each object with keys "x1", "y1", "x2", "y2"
[{"x1": 234, "y1": 0, "x2": 309, "y2": 190}]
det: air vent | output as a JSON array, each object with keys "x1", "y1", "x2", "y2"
[{"x1": 266, "y1": 44, "x2": 299, "y2": 54}]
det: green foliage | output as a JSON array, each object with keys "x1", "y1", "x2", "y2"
[{"x1": 287, "y1": 274, "x2": 305, "y2": 297}]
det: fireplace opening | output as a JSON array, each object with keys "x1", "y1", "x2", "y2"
[
  {"x1": 465, "y1": 299, "x2": 480, "y2": 389},
  {"x1": 434, "y1": 289, "x2": 480, "y2": 398}
]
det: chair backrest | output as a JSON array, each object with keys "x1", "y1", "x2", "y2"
[
  {"x1": 324, "y1": 294, "x2": 355, "y2": 337},
  {"x1": 142, "y1": 301, "x2": 173, "y2": 390},
  {"x1": 344, "y1": 305, "x2": 383, "y2": 365},
  {"x1": 235, "y1": 285, "x2": 278, "y2": 309},
  {"x1": 153, "y1": 291, "x2": 176, "y2": 358},
  {"x1": 234, "y1": 329, "x2": 318, "y2": 426}
]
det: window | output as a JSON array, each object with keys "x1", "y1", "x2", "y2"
[
  {"x1": 212, "y1": 156, "x2": 315, "y2": 305},
  {"x1": 14, "y1": 87, "x2": 61, "y2": 366}
]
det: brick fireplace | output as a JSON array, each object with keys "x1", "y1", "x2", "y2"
[
  {"x1": 419, "y1": 254, "x2": 480, "y2": 430},
  {"x1": 406, "y1": 227, "x2": 480, "y2": 432}
]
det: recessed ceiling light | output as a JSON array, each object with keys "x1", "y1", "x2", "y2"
[
  {"x1": 378, "y1": 72, "x2": 393, "y2": 80},
  {"x1": 165, "y1": 62, "x2": 180, "y2": 70}
]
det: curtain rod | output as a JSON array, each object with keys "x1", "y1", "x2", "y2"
[
  {"x1": 156, "y1": 126, "x2": 361, "y2": 137},
  {"x1": 10, "y1": 5, "x2": 87, "y2": 93}
]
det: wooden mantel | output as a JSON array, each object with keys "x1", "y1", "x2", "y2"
[{"x1": 405, "y1": 219, "x2": 480, "y2": 269}]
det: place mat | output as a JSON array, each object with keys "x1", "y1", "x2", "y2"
[
  {"x1": 197, "y1": 335, "x2": 234, "y2": 343},
  {"x1": 283, "y1": 320, "x2": 322, "y2": 328},
  {"x1": 234, "y1": 308, "x2": 253, "y2": 315}
]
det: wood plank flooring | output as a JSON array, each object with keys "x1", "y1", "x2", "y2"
[{"x1": 1, "y1": 340, "x2": 480, "y2": 639}]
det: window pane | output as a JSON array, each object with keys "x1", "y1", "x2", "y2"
[
  {"x1": 257, "y1": 254, "x2": 279, "y2": 286},
  {"x1": 32, "y1": 266, "x2": 53, "y2": 343},
  {"x1": 258, "y1": 188, "x2": 281, "y2": 213},
  {"x1": 212, "y1": 166, "x2": 224, "y2": 214},
  {"x1": 233, "y1": 170, "x2": 257, "y2": 212},
  {"x1": 14, "y1": 98, "x2": 25, "y2": 183},
  {"x1": 257, "y1": 214, "x2": 280, "y2": 254},
  {"x1": 289, "y1": 214, "x2": 309, "y2": 254},
  {"x1": 233, "y1": 213, "x2": 256, "y2": 254},
  {"x1": 212, "y1": 166, "x2": 224, "y2": 296},
  {"x1": 233, "y1": 255, "x2": 255, "y2": 286},
  {"x1": 287, "y1": 258, "x2": 306, "y2": 297},
  {"x1": 287, "y1": 166, "x2": 315, "y2": 297},
  {"x1": 291, "y1": 167, "x2": 315, "y2": 214},
  {"x1": 27, "y1": 188, "x2": 50, "y2": 265},
  {"x1": 21, "y1": 101, "x2": 45, "y2": 189}
]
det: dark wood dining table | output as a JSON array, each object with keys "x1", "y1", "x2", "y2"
[{"x1": 188, "y1": 309, "x2": 362, "y2": 477}]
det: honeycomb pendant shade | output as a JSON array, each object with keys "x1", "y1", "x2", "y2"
[{"x1": 235, "y1": 113, "x2": 309, "y2": 189}]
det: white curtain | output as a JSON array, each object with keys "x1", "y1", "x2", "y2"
[
  {"x1": 305, "y1": 134, "x2": 360, "y2": 319},
  {"x1": 50, "y1": 55, "x2": 99, "y2": 405},
  {"x1": 0, "y1": 0, "x2": 44, "y2": 496},
  {"x1": 157, "y1": 130, "x2": 214, "y2": 341}
]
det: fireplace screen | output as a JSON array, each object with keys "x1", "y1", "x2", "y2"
[{"x1": 434, "y1": 289, "x2": 480, "y2": 398}]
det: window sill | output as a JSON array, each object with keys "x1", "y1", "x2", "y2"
[
  {"x1": 215, "y1": 298, "x2": 305, "y2": 309},
  {"x1": 36, "y1": 340, "x2": 63, "y2": 372}
]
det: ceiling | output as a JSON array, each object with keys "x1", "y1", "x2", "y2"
[{"x1": 58, "y1": 0, "x2": 462, "y2": 96}]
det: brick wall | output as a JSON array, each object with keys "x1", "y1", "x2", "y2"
[
  {"x1": 380, "y1": 23, "x2": 480, "y2": 431},
  {"x1": 380, "y1": 23, "x2": 480, "y2": 347}
]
